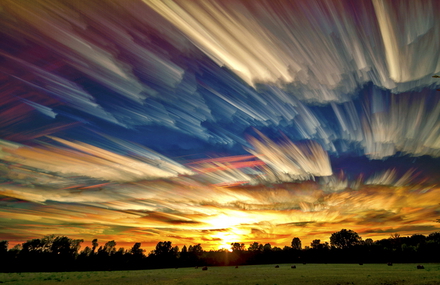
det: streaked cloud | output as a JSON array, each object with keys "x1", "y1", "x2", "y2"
[
  {"x1": 145, "y1": 0, "x2": 440, "y2": 98},
  {"x1": 0, "y1": 0, "x2": 439, "y2": 251}
]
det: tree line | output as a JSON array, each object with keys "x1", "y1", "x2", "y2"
[{"x1": 0, "y1": 229, "x2": 439, "y2": 272}]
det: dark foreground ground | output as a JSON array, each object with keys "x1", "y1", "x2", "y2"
[{"x1": 0, "y1": 263, "x2": 439, "y2": 285}]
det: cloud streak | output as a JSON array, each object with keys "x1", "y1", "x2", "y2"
[{"x1": 0, "y1": 0, "x2": 439, "y2": 250}]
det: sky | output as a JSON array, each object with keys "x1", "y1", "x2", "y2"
[{"x1": 0, "y1": 0, "x2": 439, "y2": 252}]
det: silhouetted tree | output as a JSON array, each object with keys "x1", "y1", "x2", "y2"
[
  {"x1": 130, "y1": 243, "x2": 144, "y2": 257},
  {"x1": 150, "y1": 241, "x2": 180, "y2": 268},
  {"x1": 3, "y1": 230, "x2": 440, "y2": 272},
  {"x1": 154, "y1": 241, "x2": 172, "y2": 256},
  {"x1": 390, "y1": 233, "x2": 400, "y2": 239},
  {"x1": 181, "y1": 245, "x2": 187, "y2": 253},
  {"x1": 0, "y1": 241, "x2": 8, "y2": 256},
  {"x1": 22, "y1": 238, "x2": 44, "y2": 254},
  {"x1": 100, "y1": 240, "x2": 116, "y2": 256},
  {"x1": 48, "y1": 236, "x2": 83, "y2": 270},
  {"x1": 263, "y1": 243, "x2": 272, "y2": 252},
  {"x1": 189, "y1": 244, "x2": 203, "y2": 253},
  {"x1": 0, "y1": 240, "x2": 8, "y2": 268},
  {"x1": 330, "y1": 229, "x2": 362, "y2": 249},
  {"x1": 51, "y1": 236, "x2": 72, "y2": 256},
  {"x1": 311, "y1": 239, "x2": 321, "y2": 249},
  {"x1": 8, "y1": 244, "x2": 21, "y2": 260},
  {"x1": 80, "y1": 246, "x2": 92, "y2": 257},
  {"x1": 178, "y1": 245, "x2": 189, "y2": 266},
  {"x1": 41, "y1": 234, "x2": 56, "y2": 253},
  {"x1": 127, "y1": 242, "x2": 144, "y2": 268},
  {"x1": 172, "y1": 245, "x2": 180, "y2": 259},
  {"x1": 428, "y1": 232, "x2": 440, "y2": 243},
  {"x1": 91, "y1": 239, "x2": 98, "y2": 254},
  {"x1": 72, "y1": 239, "x2": 83, "y2": 254},
  {"x1": 310, "y1": 239, "x2": 329, "y2": 250},
  {"x1": 248, "y1": 242, "x2": 263, "y2": 251},
  {"x1": 291, "y1": 237, "x2": 302, "y2": 250},
  {"x1": 364, "y1": 238, "x2": 374, "y2": 246},
  {"x1": 21, "y1": 238, "x2": 48, "y2": 271},
  {"x1": 410, "y1": 234, "x2": 426, "y2": 246},
  {"x1": 185, "y1": 244, "x2": 203, "y2": 266},
  {"x1": 115, "y1": 247, "x2": 126, "y2": 258},
  {"x1": 231, "y1": 242, "x2": 245, "y2": 252}
]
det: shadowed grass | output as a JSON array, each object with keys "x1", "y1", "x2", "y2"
[{"x1": 0, "y1": 263, "x2": 439, "y2": 284}]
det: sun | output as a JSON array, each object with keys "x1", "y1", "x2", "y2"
[
  {"x1": 211, "y1": 232, "x2": 239, "y2": 251},
  {"x1": 206, "y1": 212, "x2": 254, "y2": 229},
  {"x1": 205, "y1": 213, "x2": 252, "y2": 250},
  {"x1": 210, "y1": 227, "x2": 251, "y2": 251},
  {"x1": 206, "y1": 214, "x2": 238, "y2": 229}
]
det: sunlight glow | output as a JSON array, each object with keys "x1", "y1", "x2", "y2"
[
  {"x1": 206, "y1": 214, "x2": 242, "y2": 229},
  {"x1": 211, "y1": 230, "x2": 246, "y2": 251}
]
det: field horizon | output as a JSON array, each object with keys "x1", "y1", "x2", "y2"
[{"x1": 1, "y1": 263, "x2": 439, "y2": 285}]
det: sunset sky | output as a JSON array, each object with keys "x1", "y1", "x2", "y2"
[{"x1": 0, "y1": 0, "x2": 439, "y2": 252}]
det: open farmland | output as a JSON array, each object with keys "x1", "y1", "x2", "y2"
[{"x1": 0, "y1": 263, "x2": 439, "y2": 285}]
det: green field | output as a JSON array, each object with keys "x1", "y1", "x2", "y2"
[{"x1": 0, "y1": 263, "x2": 439, "y2": 285}]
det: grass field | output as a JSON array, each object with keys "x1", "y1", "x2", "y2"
[{"x1": 0, "y1": 263, "x2": 439, "y2": 285}]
